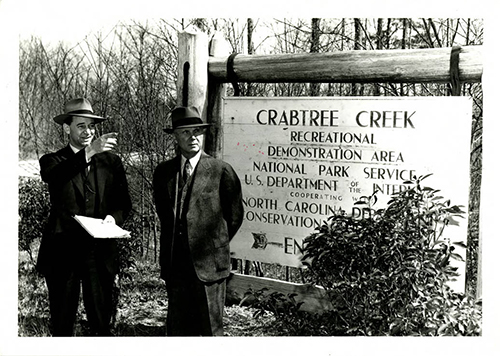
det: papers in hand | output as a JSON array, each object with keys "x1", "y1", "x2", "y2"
[{"x1": 73, "y1": 215, "x2": 131, "y2": 238}]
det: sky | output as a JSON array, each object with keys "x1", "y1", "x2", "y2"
[
  {"x1": 15, "y1": 0, "x2": 166, "y2": 44},
  {"x1": 2, "y1": 0, "x2": 500, "y2": 355},
  {"x1": 11, "y1": 0, "x2": 493, "y2": 44}
]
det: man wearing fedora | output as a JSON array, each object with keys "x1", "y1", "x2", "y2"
[
  {"x1": 37, "y1": 98, "x2": 131, "y2": 336},
  {"x1": 153, "y1": 105, "x2": 244, "y2": 336}
]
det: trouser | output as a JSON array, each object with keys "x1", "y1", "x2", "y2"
[
  {"x1": 166, "y1": 267, "x2": 226, "y2": 336},
  {"x1": 44, "y1": 249, "x2": 115, "y2": 336}
]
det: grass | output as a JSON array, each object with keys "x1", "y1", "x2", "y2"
[{"x1": 18, "y1": 253, "x2": 279, "y2": 337}]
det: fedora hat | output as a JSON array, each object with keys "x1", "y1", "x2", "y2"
[
  {"x1": 163, "y1": 106, "x2": 211, "y2": 133},
  {"x1": 53, "y1": 98, "x2": 106, "y2": 125}
]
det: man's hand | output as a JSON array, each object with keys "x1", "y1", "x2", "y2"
[
  {"x1": 102, "y1": 215, "x2": 116, "y2": 224},
  {"x1": 85, "y1": 132, "x2": 118, "y2": 159}
]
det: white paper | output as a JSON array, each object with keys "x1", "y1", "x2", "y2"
[{"x1": 73, "y1": 215, "x2": 130, "y2": 238}]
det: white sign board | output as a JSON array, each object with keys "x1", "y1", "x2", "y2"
[{"x1": 223, "y1": 97, "x2": 471, "y2": 291}]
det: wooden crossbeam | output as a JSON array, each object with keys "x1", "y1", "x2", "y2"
[
  {"x1": 226, "y1": 273, "x2": 333, "y2": 313},
  {"x1": 209, "y1": 46, "x2": 483, "y2": 84}
]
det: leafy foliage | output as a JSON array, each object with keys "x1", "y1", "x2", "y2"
[
  {"x1": 18, "y1": 177, "x2": 52, "y2": 336},
  {"x1": 18, "y1": 177, "x2": 50, "y2": 261},
  {"x1": 245, "y1": 288, "x2": 344, "y2": 336},
  {"x1": 250, "y1": 175, "x2": 482, "y2": 336}
]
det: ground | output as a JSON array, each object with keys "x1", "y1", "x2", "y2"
[{"x1": 18, "y1": 255, "x2": 279, "y2": 337}]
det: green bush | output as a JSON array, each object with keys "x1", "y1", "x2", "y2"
[
  {"x1": 246, "y1": 288, "x2": 346, "y2": 336},
  {"x1": 18, "y1": 177, "x2": 50, "y2": 261},
  {"x1": 251, "y1": 175, "x2": 482, "y2": 336},
  {"x1": 18, "y1": 177, "x2": 51, "y2": 335}
]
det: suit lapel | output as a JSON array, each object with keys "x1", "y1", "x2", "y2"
[
  {"x1": 62, "y1": 146, "x2": 85, "y2": 198},
  {"x1": 188, "y1": 153, "x2": 211, "y2": 208},
  {"x1": 166, "y1": 156, "x2": 181, "y2": 214},
  {"x1": 93, "y1": 156, "x2": 106, "y2": 204}
]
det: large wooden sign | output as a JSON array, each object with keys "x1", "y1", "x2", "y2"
[{"x1": 222, "y1": 97, "x2": 471, "y2": 290}]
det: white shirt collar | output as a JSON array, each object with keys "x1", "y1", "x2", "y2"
[
  {"x1": 69, "y1": 144, "x2": 91, "y2": 163},
  {"x1": 181, "y1": 150, "x2": 202, "y2": 172},
  {"x1": 69, "y1": 143, "x2": 81, "y2": 154}
]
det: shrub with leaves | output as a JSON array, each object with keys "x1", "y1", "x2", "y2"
[
  {"x1": 18, "y1": 177, "x2": 51, "y2": 335},
  {"x1": 245, "y1": 288, "x2": 324, "y2": 336},
  {"x1": 299, "y1": 174, "x2": 481, "y2": 336},
  {"x1": 248, "y1": 175, "x2": 481, "y2": 336},
  {"x1": 18, "y1": 177, "x2": 50, "y2": 261}
]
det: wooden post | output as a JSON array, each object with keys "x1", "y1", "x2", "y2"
[
  {"x1": 200, "y1": 38, "x2": 484, "y2": 308},
  {"x1": 177, "y1": 31, "x2": 209, "y2": 118},
  {"x1": 205, "y1": 33, "x2": 229, "y2": 159}
]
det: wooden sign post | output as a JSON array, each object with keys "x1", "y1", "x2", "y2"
[
  {"x1": 179, "y1": 31, "x2": 483, "y2": 310},
  {"x1": 177, "y1": 31, "x2": 208, "y2": 117},
  {"x1": 222, "y1": 96, "x2": 472, "y2": 294}
]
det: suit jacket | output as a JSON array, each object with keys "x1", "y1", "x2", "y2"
[
  {"x1": 153, "y1": 151, "x2": 244, "y2": 284},
  {"x1": 37, "y1": 145, "x2": 132, "y2": 276}
]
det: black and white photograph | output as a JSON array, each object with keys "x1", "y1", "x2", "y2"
[{"x1": 1, "y1": 0, "x2": 498, "y2": 355}]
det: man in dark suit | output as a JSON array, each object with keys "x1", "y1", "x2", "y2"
[
  {"x1": 37, "y1": 98, "x2": 131, "y2": 336},
  {"x1": 153, "y1": 106, "x2": 244, "y2": 336}
]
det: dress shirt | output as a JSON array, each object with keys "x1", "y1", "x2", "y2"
[
  {"x1": 69, "y1": 144, "x2": 91, "y2": 164},
  {"x1": 180, "y1": 151, "x2": 202, "y2": 181}
]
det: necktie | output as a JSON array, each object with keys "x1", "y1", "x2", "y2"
[
  {"x1": 86, "y1": 160, "x2": 91, "y2": 176},
  {"x1": 183, "y1": 160, "x2": 192, "y2": 184}
]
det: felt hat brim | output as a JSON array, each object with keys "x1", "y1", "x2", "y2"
[
  {"x1": 53, "y1": 112, "x2": 106, "y2": 125},
  {"x1": 53, "y1": 98, "x2": 106, "y2": 125},
  {"x1": 164, "y1": 106, "x2": 211, "y2": 133},
  {"x1": 163, "y1": 123, "x2": 211, "y2": 134}
]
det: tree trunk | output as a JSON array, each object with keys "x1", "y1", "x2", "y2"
[
  {"x1": 309, "y1": 18, "x2": 321, "y2": 96},
  {"x1": 400, "y1": 18, "x2": 408, "y2": 95},
  {"x1": 352, "y1": 18, "x2": 362, "y2": 95},
  {"x1": 246, "y1": 18, "x2": 254, "y2": 96},
  {"x1": 428, "y1": 18, "x2": 442, "y2": 47},
  {"x1": 374, "y1": 18, "x2": 383, "y2": 96}
]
